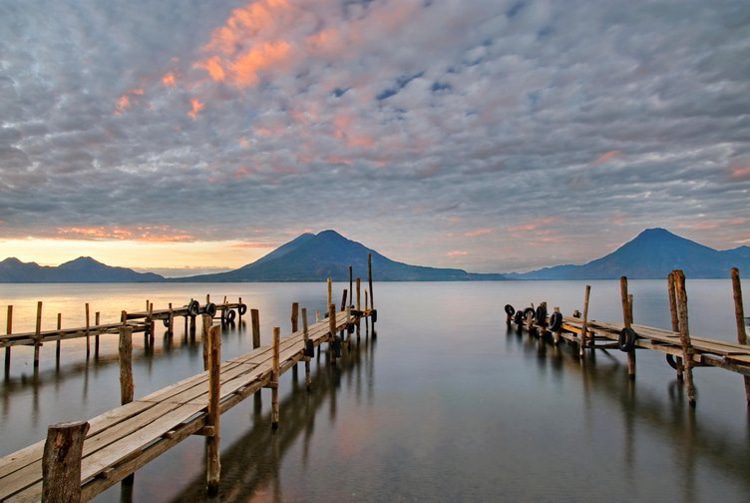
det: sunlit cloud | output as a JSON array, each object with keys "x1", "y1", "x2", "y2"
[
  {"x1": 464, "y1": 227, "x2": 495, "y2": 238},
  {"x1": 447, "y1": 250, "x2": 469, "y2": 258},
  {"x1": 56, "y1": 225, "x2": 195, "y2": 242},
  {"x1": 188, "y1": 98, "x2": 205, "y2": 120},
  {"x1": 161, "y1": 72, "x2": 177, "y2": 87},
  {"x1": 593, "y1": 150, "x2": 622, "y2": 165}
]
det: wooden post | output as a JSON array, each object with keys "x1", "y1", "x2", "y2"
[
  {"x1": 291, "y1": 302, "x2": 299, "y2": 380},
  {"x1": 148, "y1": 302, "x2": 154, "y2": 343},
  {"x1": 94, "y1": 312, "x2": 100, "y2": 358},
  {"x1": 552, "y1": 306, "x2": 561, "y2": 345},
  {"x1": 327, "y1": 277, "x2": 333, "y2": 308},
  {"x1": 580, "y1": 286, "x2": 590, "y2": 357},
  {"x1": 85, "y1": 303, "x2": 90, "y2": 360},
  {"x1": 5, "y1": 306, "x2": 12, "y2": 375},
  {"x1": 349, "y1": 266, "x2": 353, "y2": 308},
  {"x1": 368, "y1": 253, "x2": 375, "y2": 312},
  {"x1": 56, "y1": 313, "x2": 62, "y2": 364},
  {"x1": 119, "y1": 326, "x2": 134, "y2": 405},
  {"x1": 674, "y1": 270, "x2": 697, "y2": 406},
  {"x1": 619, "y1": 277, "x2": 636, "y2": 378},
  {"x1": 667, "y1": 272, "x2": 683, "y2": 380},
  {"x1": 34, "y1": 301, "x2": 42, "y2": 369},
  {"x1": 328, "y1": 303, "x2": 337, "y2": 365},
  {"x1": 42, "y1": 421, "x2": 89, "y2": 503},
  {"x1": 340, "y1": 289, "x2": 348, "y2": 338},
  {"x1": 730, "y1": 268, "x2": 750, "y2": 403},
  {"x1": 365, "y1": 291, "x2": 369, "y2": 336},
  {"x1": 238, "y1": 297, "x2": 243, "y2": 323},
  {"x1": 302, "y1": 308, "x2": 311, "y2": 391},
  {"x1": 202, "y1": 314, "x2": 211, "y2": 371},
  {"x1": 206, "y1": 325, "x2": 221, "y2": 495},
  {"x1": 251, "y1": 309, "x2": 261, "y2": 349},
  {"x1": 271, "y1": 327, "x2": 280, "y2": 430},
  {"x1": 168, "y1": 303, "x2": 174, "y2": 336},
  {"x1": 356, "y1": 278, "x2": 361, "y2": 339}
]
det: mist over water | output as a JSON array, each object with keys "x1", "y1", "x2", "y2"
[{"x1": 1, "y1": 280, "x2": 749, "y2": 502}]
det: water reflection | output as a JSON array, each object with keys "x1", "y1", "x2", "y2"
[{"x1": 164, "y1": 334, "x2": 376, "y2": 502}]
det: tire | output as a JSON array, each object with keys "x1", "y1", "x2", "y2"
[
  {"x1": 504, "y1": 304, "x2": 515, "y2": 317},
  {"x1": 371, "y1": 309, "x2": 378, "y2": 323},
  {"x1": 618, "y1": 327, "x2": 638, "y2": 352},
  {"x1": 523, "y1": 307, "x2": 535, "y2": 321},
  {"x1": 187, "y1": 300, "x2": 200, "y2": 317},
  {"x1": 225, "y1": 309, "x2": 237, "y2": 323},
  {"x1": 513, "y1": 310, "x2": 524, "y2": 325},
  {"x1": 535, "y1": 305, "x2": 547, "y2": 325},
  {"x1": 238, "y1": 303, "x2": 248, "y2": 316},
  {"x1": 205, "y1": 303, "x2": 217, "y2": 318},
  {"x1": 162, "y1": 318, "x2": 171, "y2": 328},
  {"x1": 548, "y1": 312, "x2": 563, "y2": 331}
]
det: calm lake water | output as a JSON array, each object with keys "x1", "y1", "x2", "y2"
[{"x1": 1, "y1": 280, "x2": 749, "y2": 502}]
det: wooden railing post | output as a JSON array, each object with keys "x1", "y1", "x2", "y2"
[
  {"x1": 291, "y1": 303, "x2": 299, "y2": 380},
  {"x1": 619, "y1": 277, "x2": 636, "y2": 378},
  {"x1": 328, "y1": 303, "x2": 337, "y2": 365},
  {"x1": 42, "y1": 421, "x2": 89, "y2": 503},
  {"x1": 302, "y1": 308, "x2": 312, "y2": 391},
  {"x1": 340, "y1": 289, "x2": 348, "y2": 338},
  {"x1": 348, "y1": 266, "x2": 353, "y2": 308},
  {"x1": 201, "y1": 314, "x2": 211, "y2": 371},
  {"x1": 368, "y1": 253, "x2": 375, "y2": 313},
  {"x1": 356, "y1": 278, "x2": 361, "y2": 339},
  {"x1": 94, "y1": 312, "x2": 100, "y2": 358},
  {"x1": 119, "y1": 326, "x2": 134, "y2": 405},
  {"x1": 271, "y1": 327, "x2": 280, "y2": 430},
  {"x1": 327, "y1": 277, "x2": 333, "y2": 308},
  {"x1": 34, "y1": 301, "x2": 42, "y2": 370},
  {"x1": 674, "y1": 270, "x2": 697, "y2": 406},
  {"x1": 85, "y1": 303, "x2": 90, "y2": 360},
  {"x1": 251, "y1": 309, "x2": 260, "y2": 350},
  {"x1": 667, "y1": 272, "x2": 683, "y2": 380},
  {"x1": 580, "y1": 286, "x2": 591, "y2": 357},
  {"x1": 5, "y1": 305, "x2": 12, "y2": 375},
  {"x1": 730, "y1": 268, "x2": 750, "y2": 403},
  {"x1": 56, "y1": 313, "x2": 62, "y2": 364},
  {"x1": 206, "y1": 325, "x2": 221, "y2": 495}
]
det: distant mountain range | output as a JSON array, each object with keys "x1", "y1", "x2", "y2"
[
  {"x1": 172, "y1": 230, "x2": 506, "y2": 282},
  {"x1": 509, "y1": 228, "x2": 750, "y2": 279},
  {"x1": 0, "y1": 256, "x2": 163, "y2": 283},
  {"x1": 0, "y1": 228, "x2": 747, "y2": 283}
]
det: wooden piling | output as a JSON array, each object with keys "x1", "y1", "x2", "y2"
[
  {"x1": 667, "y1": 272, "x2": 683, "y2": 380},
  {"x1": 94, "y1": 312, "x2": 100, "y2": 358},
  {"x1": 119, "y1": 326, "x2": 134, "y2": 405},
  {"x1": 271, "y1": 327, "x2": 280, "y2": 430},
  {"x1": 329, "y1": 303, "x2": 337, "y2": 365},
  {"x1": 730, "y1": 268, "x2": 750, "y2": 403},
  {"x1": 340, "y1": 290, "x2": 348, "y2": 338},
  {"x1": 206, "y1": 325, "x2": 221, "y2": 495},
  {"x1": 356, "y1": 278, "x2": 361, "y2": 339},
  {"x1": 202, "y1": 315, "x2": 211, "y2": 371},
  {"x1": 327, "y1": 277, "x2": 333, "y2": 308},
  {"x1": 34, "y1": 301, "x2": 42, "y2": 369},
  {"x1": 168, "y1": 303, "x2": 174, "y2": 336},
  {"x1": 5, "y1": 306, "x2": 12, "y2": 374},
  {"x1": 85, "y1": 303, "x2": 90, "y2": 360},
  {"x1": 674, "y1": 270, "x2": 697, "y2": 406},
  {"x1": 552, "y1": 306, "x2": 561, "y2": 345},
  {"x1": 291, "y1": 303, "x2": 299, "y2": 380},
  {"x1": 56, "y1": 313, "x2": 62, "y2": 364},
  {"x1": 42, "y1": 421, "x2": 89, "y2": 503},
  {"x1": 302, "y1": 308, "x2": 311, "y2": 391},
  {"x1": 349, "y1": 266, "x2": 353, "y2": 307},
  {"x1": 368, "y1": 253, "x2": 375, "y2": 312},
  {"x1": 619, "y1": 277, "x2": 636, "y2": 378},
  {"x1": 238, "y1": 297, "x2": 243, "y2": 323},
  {"x1": 580, "y1": 285, "x2": 591, "y2": 357},
  {"x1": 251, "y1": 309, "x2": 261, "y2": 349}
]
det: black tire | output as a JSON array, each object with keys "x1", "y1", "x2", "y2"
[
  {"x1": 618, "y1": 327, "x2": 638, "y2": 352},
  {"x1": 238, "y1": 303, "x2": 248, "y2": 316},
  {"x1": 523, "y1": 307, "x2": 535, "y2": 321},
  {"x1": 187, "y1": 299, "x2": 200, "y2": 317},
  {"x1": 225, "y1": 309, "x2": 237, "y2": 323},
  {"x1": 162, "y1": 318, "x2": 171, "y2": 328},
  {"x1": 548, "y1": 312, "x2": 563, "y2": 331},
  {"x1": 535, "y1": 305, "x2": 547, "y2": 325},
  {"x1": 371, "y1": 309, "x2": 378, "y2": 323},
  {"x1": 205, "y1": 303, "x2": 217, "y2": 318},
  {"x1": 504, "y1": 304, "x2": 515, "y2": 317},
  {"x1": 666, "y1": 354, "x2": 682, "y2": 370},
  {"x1": 513, "y1": 310, "x2": 524, "y2": 325}
]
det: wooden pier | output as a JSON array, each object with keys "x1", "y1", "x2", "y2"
[
  {"x1": 0, "y1": 257, "x2": 378, "y2": 501},
  {"x1": 505, "y1": 268, "x2": 750, "y2": 407}
]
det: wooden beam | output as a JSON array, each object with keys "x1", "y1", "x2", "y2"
[
  {"x1": 302, "y1": 308, "x2": 311, "y2": 391},
  {"x1": 85, "y1": 303, "x2": 90, "y2": 360},
  {"x1": 356, "y1": 278, "x2": 361, "y2": 339},
  {"x1": 119, "y1": 326, "x2": 134, "y2": 406},
  {"x1": 56, "y1": 314, "x2": 62, "y2": 364},
  {"x1": 581, "y1": 286, "x2": 591, "y2": 357},
  {"x1": 201, "y1": 314, "x2": 211, "y2": 371},
  {"x1": 34, "y1": 301, "x2": 42, "y2": 370},
  {"x1": 251, "y1": 309, "x2": 260, "y2": 350},
  {"x1": 42, "y1": 421, "x2": 89, "y2": 503},
  {"x1": 5, "y1": 305, "x2": 11, "y2": 375},
  {"x1": 271, "y1": 327, "x2": 280, "y2": 431},
  {"x1": 674, "y1": 270, "x2": 697, "y2": 406},
  {"x1": 206, "y1": 325, "x2": 221, "y2": 496},
  {"x1": 291, "y1": 303, "x2": 299, "y2": 333},
  {"x1": 730, "y1": 267, "x2": 750, "y2": 403},
  {"x1": 667, "y1": 271, "x2": 683, "y2": 380},
  {"x1": 327, "y1": 277, "x2": 333, "y2": 308},
  {"x1": 620, "y1": 277, "x2": 636, "y2": 378}
]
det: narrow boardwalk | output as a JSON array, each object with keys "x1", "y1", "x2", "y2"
[{"x1": 0, "y1": 310, "x2": 360, "y2": 502}]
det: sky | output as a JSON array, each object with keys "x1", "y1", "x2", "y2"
[{"x1": 1, "y1": 0, "x2": 749, "y2": 276}]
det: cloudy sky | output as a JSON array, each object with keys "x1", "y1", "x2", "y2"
[{"x1": 1, "y1": 0, "x2": 749, "y2": 276}]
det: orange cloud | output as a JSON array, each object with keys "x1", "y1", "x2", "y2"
[
  {"x1": 57, "y1": 225, "x2": 195, "y2": 242},
  {"x1": 195, "y1": 56, "x2": 226, "y2": 82},
  {"x1": 507, "y1": 216, "x2": 560, "y2": 233},
  {"x1": 188, "y1": 98, "x2": 205, "y2": 120},
  {"x1": 593, "y1": 150, "x2": 622, "y2": 165},
  {"x1": 162, "y1": 72, "x2": 176, "y2": 87},
  {"x1": 464, "y1": 227, "x2": 495, "y2": 238},
  {"x1": 115, "y1": 95, "x2": 130, "y2": 114},
  {"x1": 729, "y1": 163, "x2": 750, "y2": 181},
  {"x1": 447, "y1": 250, "x2": 469, "y2": 258}
]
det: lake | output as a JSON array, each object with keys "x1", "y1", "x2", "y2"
[{"x1": 1, "y1": 280, "x2": 749, "y2": 502}]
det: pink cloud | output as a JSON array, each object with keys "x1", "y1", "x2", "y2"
[
  {"x1": 447, "y1": 250, "x2": 469, "y2": 258},
  {"x1": 464, "y1": 227, "x2": 495, "y2": 238},
  {"x1": 729, "y1": 163, "x2": 750, "y2": 181},
  {"x1": 593, "y1": 150, "x2": 622, "y2": 165}
]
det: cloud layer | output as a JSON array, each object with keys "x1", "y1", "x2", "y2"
[{"x1": 1, "y1": 0, "x2": 748, "y2": 272}]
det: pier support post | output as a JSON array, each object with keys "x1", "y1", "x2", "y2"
[
  {"x1": 56, "y1": 314, "x2": 62, "y2": 365},
  {"x1": 5, "y1": 306, "x2": 12, "y2": 376},
  {"x1": 368, "y1": 253, "x2": 375, "y2": 325},
  {"x1": 119, "y1": 326, "x2": 134, "y2": 405},
  {"x1": 730, "y1": 268, "x2": 750, "y2": 403},
  {"x1": 340, "y1": 290, "x2": 348, "y2": 339},
  {"x1": 349, "y1": 265, "x2": 353, "y2": 307},
  {"x1": 94, "y1": 312, "x2": 100, "y2": 359},
  {"x1": 619, "y1": 277, "x2": 636, "y2": 378},
  {"x1": 327, "y1": 277, "x2": 333, "y2": 309},
  {"x1": 291, "y1": 303, "x2": 299, "y2": 380},
  {"x1": 201, "y1": 315, "x2": 211, "y2": 371},
  {"x1": 85, "y1": 303, "x2": 90, "y2": 360},
  {"x1": 251, "y1": 309, "x2": 261, "y2": 408},
  {"x1": 271, "y1": 327, "x2": 280, "y2": 430},
  {"x1": 302, "y1": 308, "x2": 312, "y2": 391},
  {"x1": 168, "y1": 303, "x2": 174, "y2": 336},
  {"x1": 552, "y1": 307, "x2": 561, "y2": 345},
  {"x1": 356, "y1": 278, "x2": 361, "y2": 339},
  {"x1": 667, "y1": 272, "x2": 683, "y2": 380},
  {"x1": 206, "y1": 325, "x2": 221, "y2": 496},
  {"x1": 34, "y1": 301, "x2": 42, "y2": 370},
  {"x1": 674, "y1": 270, "x2": 697, "y2": 406},
  {"x1": 42, "y1": 421, "x2": 89, "y2": 503},
  {"x1": 329, "y1": 303, "x2": 337, "y2": 365},
  {"x1": 581, "y1": 285, "x2": 591, "y2": 357},
  {"x1": 238, "y1": 297, "x2": 243, "y2": 323}
]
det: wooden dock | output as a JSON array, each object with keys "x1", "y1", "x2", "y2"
[{"x1": 505, "y1": 268, "x2": 750, "y2": 407}]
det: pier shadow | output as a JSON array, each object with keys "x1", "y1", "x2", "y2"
[
  {"x1": 505, "y1": 326, "x2": 750, "y2": 498},
  {"x1": 162, "y1": 335, "x2": 376, "y2": 502}
]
